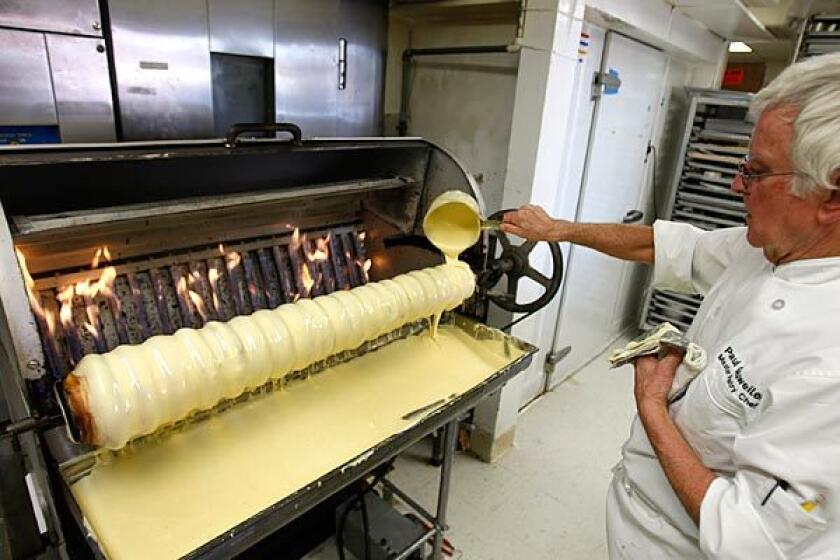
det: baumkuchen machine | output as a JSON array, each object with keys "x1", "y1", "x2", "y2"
[{"x1": 0, "y1": 124, "x2": 563, "y2": 560}]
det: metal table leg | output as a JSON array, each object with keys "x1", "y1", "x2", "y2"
[{"x1": 432, "y1": 420, "x2": 458, "y2": 559}]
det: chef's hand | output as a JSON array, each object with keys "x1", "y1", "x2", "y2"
[
  {"x1": 633, "y1": 350, "x2": 684, "y2": 410},
  {"x1": 501, "y1": 205, "x2": 570, "y2": 242}
]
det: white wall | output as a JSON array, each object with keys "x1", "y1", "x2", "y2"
[{"x1": 384, "y1": 16, "x2": 520, "y2": 214}]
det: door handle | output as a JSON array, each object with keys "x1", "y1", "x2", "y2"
[{"x1": 622, "y1": 210, "x2": 644, "y2": 224}]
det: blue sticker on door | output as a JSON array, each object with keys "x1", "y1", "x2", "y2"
[{"x1": 604, "y1": 68, "x2": 620, "y2": 95}]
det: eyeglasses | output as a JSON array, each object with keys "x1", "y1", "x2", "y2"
[{"x1": 737, "y1": 158, "x2": 798, "y2": 192}]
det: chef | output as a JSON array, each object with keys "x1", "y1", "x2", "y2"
[{"x1": 502, "y1": 52, "x2": 840, "y2": 558}]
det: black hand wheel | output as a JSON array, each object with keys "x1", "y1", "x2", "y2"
[{"x1": 477, "y1": 210, "x2": 564, "y2": 314}]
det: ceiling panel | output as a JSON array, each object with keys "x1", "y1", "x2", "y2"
[{"x1": 677, "y1": 2, "x2": 774, "y2": 40}]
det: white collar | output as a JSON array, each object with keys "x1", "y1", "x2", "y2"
[{"x1": 772, "y1": 256, "x2": 840, "y2": 284}]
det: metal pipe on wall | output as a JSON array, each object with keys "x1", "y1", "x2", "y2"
[{"x1": 397, "y1": 44, "x2": 520, "y2": 136}]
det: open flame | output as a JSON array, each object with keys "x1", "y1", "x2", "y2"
[
  {"x1": 301, "y1": 261, "x2": 314, "y2": 297},
  {"x1": 177, "y1": 275, "x2": 209, "y2": 323},
  {"x1": 55, "y1": 285, "x2": 80, "y2": 362},
  {"x1": 15, "y1": 248, "x2": 45, "y2": 316},
  {"x1": 15, "y1": 248, "x2": 34, "y2": 288},
  {"x1": 81, "y1": 322, "x2": 99, "y2": 339},
  {"x1": 343, "y1": 249, "x2": 372, "y2": 283},
  {"x1": 288, "y1": 227, "x2": 320, "y2": 297},
  {"x1": 44, "y1": 306, "x2": 58, "y2": 337},
  {"x1": 290, "y1": 228, "x2": 301, "y2": 252},
  {"x1": 14, "y1": 247, "x2": 67, "y2": 361},
  {"x1": 302, "y1": 236, "x2": 331, "y2": 294},
  {"x1": 16, "y1": 229, "x2": 372, "y2": 369},
  {"x1": 72, "y1": 278, "x2": 109, "y2": 348},
  {"x1": 225, "y1": 251, "x2": 241, "y2": 272},
  {"x1": 359, "y1": 258, "x2": 372, "y2": 282},
  {"x1": 74, "y1": 279, "x2": 91, "y2": 297},
  {"x1": 57, "y1": 285, "x2": 75, "y2": 331},
  {"x1": 310, "y1": 247, "x2": 328, "y2": 261},
  {"x1": 207, "y1": 267, "x2": 221, "y2": 312},
  {"x1": 189, "y1": 290, "x2": 209, "y2": 323},
  {"x1": 90, "y1": 245, "x2": 112, "y2": 269},
  {"x1": 41, "y1": 255, "x2": 117, "y2": 362},
  {"x1": 189, "y1": 270, "x2": 211, "y2": 322},
  {"x1": 311, "y1": 237, "x2": 329, "y2": 262},
  {"x1": 176, "y1": 276, "x2": 189, "y2": 301},
  {"x1": 95, "y1": 267, "x2": 118, "y2": 300}
]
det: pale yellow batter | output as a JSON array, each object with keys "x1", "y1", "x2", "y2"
[
  {"x1": 422, "y1": 190, "x2": 482, "y2": 261},
  {"x1": 421, "y1": 190, "x2": 483, "y2": 336},
  {"x1": 71, "y1": 324, "x2": 525, "y2": 560}
]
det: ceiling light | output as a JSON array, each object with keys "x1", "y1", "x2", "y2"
[{"x1": 728, "y1": 42, "x2": 753, "y2": 53}]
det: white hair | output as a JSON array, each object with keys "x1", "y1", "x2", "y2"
[{"x1": 751, "y1": 53, "x2": 840, "y2": 197}]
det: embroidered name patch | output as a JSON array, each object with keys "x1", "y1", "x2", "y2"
[{"x1": 718, "y1": 346, "x2": 763, "y2": 408}]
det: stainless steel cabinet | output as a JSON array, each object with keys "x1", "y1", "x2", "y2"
[
  {"x1": 108, "y1": 0, "x2": 215, "y2": 140},
  {"x1": 0, "y1": 26, "x2": 116, "y2": 143},
  {"x1": 46, "y1": 35, "x2": 117, "y2": 142},
  {"x1": 273, "y1": 0, "x2": 386, "y2": 138},
  {"x1": 208, "y1": 0, "x2": 275, "y2": 59},
  {"x1": 0, "y1": 0, "x2": 102, "y2": 36},
  {"x1": 0, "y1": 0, "x2": 386, "y2": 141},
  {"x1": 274, "y1": 0, "x2": 340, "y2": 137},
  {"x1": 0, "y1": 29, "x2": 57, "y2": 127},
  {"x1": 338, "y1": 0, "x2": 386, "y2": 136}
]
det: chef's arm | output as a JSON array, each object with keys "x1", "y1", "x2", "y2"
[
  {"x1": 501, "y1": 205, "x2": 654, "y2": 264},
  {"x1": 638, "y1": 401, "x2": 715, "y2": 524},
  {"x1": 633, "y1": 353, "x2": 715, "y2": 525}
]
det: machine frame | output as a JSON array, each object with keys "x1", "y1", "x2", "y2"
[{"x1": 0, "y1": 135, "x2": 541, "y2": 559}]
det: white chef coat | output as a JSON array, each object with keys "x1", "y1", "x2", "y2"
[{"x1": 607, "y1": 220, "x2": 840, "y2": 559}]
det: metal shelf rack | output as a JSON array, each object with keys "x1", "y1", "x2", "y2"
[
  {"x1": 795, "y1": 13, "x2": 840, "y2": 60},
  {"x1": 640, "y1": 88, "x2": 752, "y2": 331}
]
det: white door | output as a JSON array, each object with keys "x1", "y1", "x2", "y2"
[
  {"x1": 548, "y1": 32, "x2": 667, "y2": 386},
  {"x1": 514, "y1": 23, "x2": 607, "y2": 409}
]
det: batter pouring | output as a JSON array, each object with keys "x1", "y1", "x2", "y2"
[
  {"x1": 422, "y1": 190, "x2": 483, "y2": 335},
  {"x1": 422, "y1": 190, "x2": 482, "y2": 263}
]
